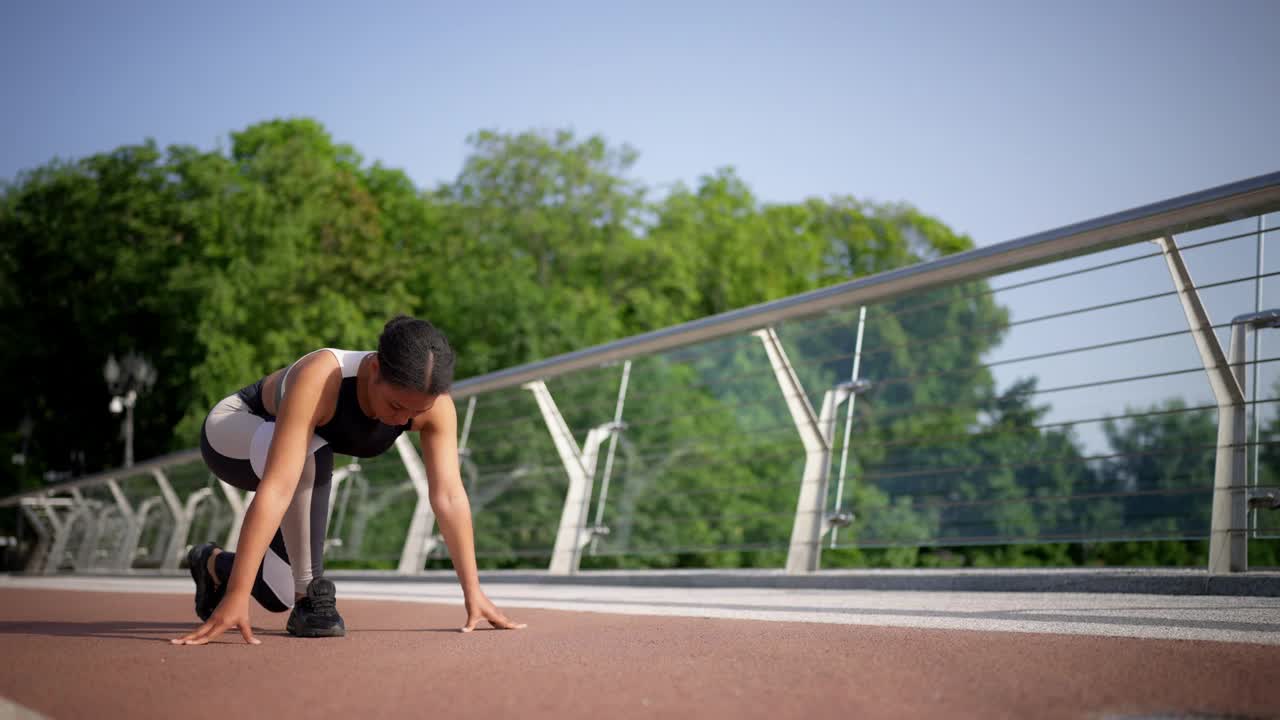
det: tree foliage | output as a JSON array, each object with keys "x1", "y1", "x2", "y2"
[{"x1": 0, "y1": 118, "x2": 1250, "y2": 570}]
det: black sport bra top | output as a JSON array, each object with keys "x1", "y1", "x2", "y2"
[{"x1": 236, "y1": 348, "x2": 411, "y2": 458}]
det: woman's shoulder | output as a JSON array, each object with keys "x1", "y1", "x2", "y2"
[
  {"x1": 291, "y1": 348, "x2": 371, "y2": 377},
  {"x1": 264, "y1": 349, "x2": 350, "y2": 417},
  {"x1": 317, "y1": 348, "x2": 373, "y2": 378}
]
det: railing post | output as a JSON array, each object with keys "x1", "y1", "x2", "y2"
[
  {"x1": 106, "y1": 479, "x2": 139, "y2": 571},
  {"x1": 19, "y1": 499, "x2": 59, "y2": 574},
  {"x1": 524, "y1": 380, "x2": 614, "y2": 575},
  {"x1": 45, "y1": 499, "x2": 91, "y2": 575},
  {"x1": 831, "y1": 307, "x2": 868, "y2": 548},
  {"x1": 1219, "y1": 310, "x2": 1280, "y2": 571},
  {"x1": 1155, "y1": 235, "x2": 1258, "y2": 573},
  {"x1": 153, "y1": 469, "x2": 213, "y2": 570},
  {"x1": 1210, "y1": 323, "x2": 1250, "y2": 572},
  {"x1": 18, "y1": 503, "x2": 48, "y2": 573},
  {"x1": 218, "y1": 483, "x2": 252, "y2": 552},
  {"x1": 129, "y1": 496, "x2": 166, "y2": 567},
  {"x1": 76, "y1": 504, "x2": 112, "y2": 571},
  {"x1": 754, "y1": 328, "x2": 857, "y2": 573},
  {"x1": 589, "y1": 361, "x2": 631, "y2": 557},
  {"x1": 395, "y1": 434, "x2": 439, "y2": 574}
]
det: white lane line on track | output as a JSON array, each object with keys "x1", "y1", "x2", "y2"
[{"x1": 0, "y1": 697, "x2": 50, "y2": 720}]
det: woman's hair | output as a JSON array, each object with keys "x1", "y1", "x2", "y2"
[{"x1": 376, "y1": 315, "x2": 455, "y2": 395}]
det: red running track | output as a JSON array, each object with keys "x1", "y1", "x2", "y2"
[{"x1": 1, "y1": 588, "x2": 1278, "y2": 719}]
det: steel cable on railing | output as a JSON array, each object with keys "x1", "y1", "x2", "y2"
[
  {"x1": 465, "y1": 270, "x2": 1277, "y2": 431},
  {"x1": 615, "y1": 353, "x2": 1279, "y2": 440},
  {"x1": 651, "y1": 224, "x2": 1271, "y2": 369},
  {"x1": 620, "y1": 234, "x2": 1273, "y2": 392},
  {"x1": 447, "y1": 390, "x2": 1280, "y2": 486},
  {"x1": 843, "y1": 527, "x2": 1212, "y2": 549},
  {"x1": 584, "y1": 541, "x2": 786, "y2": 558},
  {"x1": 898, "y1": 483, "x2": 1225, "y2": 513},
  {"x1": 661, "y1": 271, "x2": 1277, "y2": 409},
  {"x1": 568, "y1": 438, "x2": 1280, "y2": 506},
  {"x1": 474, "y1": 452, "x2": 1263, "y2": 540},
  {"x1": 809, "y1": 397, "x2": 1280, "y2": 457}
]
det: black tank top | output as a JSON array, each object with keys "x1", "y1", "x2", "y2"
[{"x1": 236, "y1": 348, "x2": 411, "y2": 458}]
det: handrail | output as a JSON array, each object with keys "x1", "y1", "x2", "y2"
[
  {"x1": 450, "y1": 171, "x2": 1280, "y2": 398},
  {"x1": 0, "y1": 449, "x2": 201, "y2": 507}
]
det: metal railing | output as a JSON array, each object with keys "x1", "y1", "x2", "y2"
[{"x1": 4, "y1": 172, "x2": 1280, "y2": 576}]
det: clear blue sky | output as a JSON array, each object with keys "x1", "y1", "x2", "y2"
[
  {"x1": 3, "y1": 0, "x2": 1277, "y2": 249},
  {"x1": 4, "y1": 1, "x2": 1280, "y2": 464},
  {"x1": 4, "y1": 0, "x2": 1279, "y2": 455}
]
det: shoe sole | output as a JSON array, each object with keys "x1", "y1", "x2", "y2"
[{"x1": 286, "y1": 620, "x2": 347, "y2": 638}]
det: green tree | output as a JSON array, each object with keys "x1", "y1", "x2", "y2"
[
  {"x1": 8, "y1": 118, "x2": 1182, "y2": 573},
  {"x1": 1080, "y1": 400, "x2": 1218, "y2": 566},
  {"x1": 168, "y1": 118, "x2": 417, "y2": 441},
  {"x1": 565, "y1": 171, "x2": 1015, "y2": 568},
  {"x1": 0, "y1": 142, "x2": 199, "y2": 493},
  {"x1": 420, "y1": 128, "x2": 699, "y2": 378}
]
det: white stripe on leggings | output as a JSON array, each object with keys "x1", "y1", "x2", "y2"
[{"x1": 262, "y1": 545, "x2": 295, "y2": 609}]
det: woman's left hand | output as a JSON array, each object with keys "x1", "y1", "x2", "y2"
[{"x1": 462, "y1": 587, "x2": 527, "y2": 632}]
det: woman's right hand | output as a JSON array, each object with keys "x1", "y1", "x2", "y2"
[{"x1": 170, "y1": 593, "x2": 261, "y2": 646}]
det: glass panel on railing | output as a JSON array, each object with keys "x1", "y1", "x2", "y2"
[
  {"x1": 324, "y1": 450, "x2": 416, "y2": 570},
  {"x1": 583, "y1": 335, "x2": 795, "y2": 568},
  {"x1": 745, "y1": 214, "x2": 1278, "y2": 567},
  {"x1": 453, "y1": 384, "x2": 560, "y2": 568}
]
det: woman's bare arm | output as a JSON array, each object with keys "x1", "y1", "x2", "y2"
[{"x1": 418, "y1": 395, "x2": 524, "y2": 631}]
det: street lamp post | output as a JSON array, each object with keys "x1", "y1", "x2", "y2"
[{"x1": 103, "y1": 353, "x2": 156, "y2": 468}]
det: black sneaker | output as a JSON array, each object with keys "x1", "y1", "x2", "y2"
[
  {"x1": 286, "y1": 577, "x2": 346, "y2": 638},
  {"x1": 186, "y1": 542, "x2": 225, "y2": 622}
]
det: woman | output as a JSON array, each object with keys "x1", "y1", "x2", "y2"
[{"x1": 172, "y1": 316, "x2": 524, "y2": 645}]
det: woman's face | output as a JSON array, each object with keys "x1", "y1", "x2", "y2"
[{"x1": 370, "y1": 358, "x2": 435, "y2": 425}]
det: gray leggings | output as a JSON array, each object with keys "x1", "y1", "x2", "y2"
[{"x1": 199, "y1": 393, "x2": 334, "y2": 612}]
